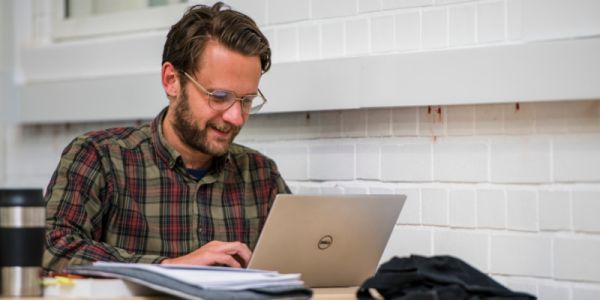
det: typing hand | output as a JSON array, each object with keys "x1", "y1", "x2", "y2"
[{"x1": 161, "y1": 240, "x2": 252, "y2": 268}]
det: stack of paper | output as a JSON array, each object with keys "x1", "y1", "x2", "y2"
[
  {"x1": 95, "y1": 262, "x2": 304, "y2": 290},
  {"x1": 66, "y1": 262, "x2": 312, "y2": 300}
]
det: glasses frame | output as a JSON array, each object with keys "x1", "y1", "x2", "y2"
[{"x1": 183, "y1": 72, "x2": 267, "y2": 114}]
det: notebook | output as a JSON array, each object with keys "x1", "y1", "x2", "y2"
[{"x1": 247, "y1": 194, "x2": 406, "y2": 288}]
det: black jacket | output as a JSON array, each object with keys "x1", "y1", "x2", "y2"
[{"x1": 358, "y1": 255, "x2": 536, "y2": 300}]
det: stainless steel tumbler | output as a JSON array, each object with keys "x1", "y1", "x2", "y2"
[{"x1": 0, "y1": 189, "x2": 45, "y2": 297}]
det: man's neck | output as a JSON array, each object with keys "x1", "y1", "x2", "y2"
[{"x1": 162, "y1": 112, "x2": 213, "y2": 170}]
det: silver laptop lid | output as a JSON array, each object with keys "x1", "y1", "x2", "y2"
[{"x1": 247, "y1": 194, "x2": 406, "y2": 288}]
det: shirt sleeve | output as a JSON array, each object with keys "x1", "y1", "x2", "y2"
[{"x1": 43, "y1": 136, "x2": 167, "y2": 272}]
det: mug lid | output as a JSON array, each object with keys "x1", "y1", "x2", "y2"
[{"x1": 0, "y1": 189, "x2": 44, "y2": 207}]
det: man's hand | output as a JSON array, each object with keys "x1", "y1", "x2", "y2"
[{"x1": 161, "y1": 240, "x2": 252, "y2": 268}]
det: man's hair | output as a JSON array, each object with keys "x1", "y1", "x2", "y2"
[{"x1": 162, "y1": 2, "x2": 271, "y2": 79}]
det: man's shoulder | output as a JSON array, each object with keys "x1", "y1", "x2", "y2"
[{"x1": 75, "y1": 123, "x2": 152, "y2": 150}]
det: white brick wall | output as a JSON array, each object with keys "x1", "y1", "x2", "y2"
[
  {"x1": 5, "y1": 0, "x2": 600, "y2": 298},
  {"x1": 490, "y1": 234, "x2": 552, "y2": 277},
  {"x1": 554, "y1": 238, "x2": 600, "y2": 282},
  {"x1": 241, "y1": 99, "x2": 600, "y2": 298}
]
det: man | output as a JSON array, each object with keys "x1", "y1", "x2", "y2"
[{"x1": 43, "y1": 2, "x2": 289, "y2": 271}]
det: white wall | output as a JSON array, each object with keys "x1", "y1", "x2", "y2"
[
  {"x1": 237, "y1": 100, "x2": 600, "y2": 298},
  {"x1": 4, "y1": 0, "x2": 600, "y2": 298},
  {"x1": 0, "y1": 0, "x2": 15, "y2": 185}
]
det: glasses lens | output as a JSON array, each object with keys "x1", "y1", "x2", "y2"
[
  {"x1": 208, "y1": 90, "x2": 235, "y2": 110},
  {"x1": 249, "y1": 96, "x2": 266, "y2": 114},
  {"x1": 207, "y1": 90, "x2": 266, "y2": 114}
]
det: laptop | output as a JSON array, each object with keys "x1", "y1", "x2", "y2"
[{"x1": 247, "y1": 194, "x2": 406, "y2": 287}]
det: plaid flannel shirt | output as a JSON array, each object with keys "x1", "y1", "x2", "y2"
[{"x1": 43, "y1": 108, "x2": 290, "y2": 271}]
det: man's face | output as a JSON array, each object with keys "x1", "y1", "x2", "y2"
[{"x1": 171, "y1": 41, "x2": 262, "y2": 157}]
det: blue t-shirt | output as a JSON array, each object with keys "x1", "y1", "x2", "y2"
[{"x1": 187, "y1": 168, "x2": 208, "y2": 180}]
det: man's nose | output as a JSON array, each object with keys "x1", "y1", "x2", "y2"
[{"x1": 221, "y1": 101, "x2": 246, "y2": 127}]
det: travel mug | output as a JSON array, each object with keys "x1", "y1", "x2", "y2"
[{"x1": 0, "y1": 188, "x2": 45, "y2": 297}]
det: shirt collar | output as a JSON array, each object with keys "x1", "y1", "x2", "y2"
[{"x1": 151, "y1": 107, "x2": 230, "y2": 176}]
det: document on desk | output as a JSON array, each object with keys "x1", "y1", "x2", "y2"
[{"x1": 67, "y1": 262, "x2": 312, "y2": 300}]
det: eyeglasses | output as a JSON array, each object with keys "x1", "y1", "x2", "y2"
[{"x1": 183, "y1": 72, "x2": 267, "y2": 115}]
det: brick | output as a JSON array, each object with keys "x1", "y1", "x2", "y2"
[
  {"x1": 448, "y1": 189, "x2": 476, "y2": 228},
  {"x1": 421, "y1": 188, "x2": 448, "y2": 226},
  {"x1": 5, "y1": 125, "x2": 58, "y2": 177},
  {"x1": 225, "y1": 0, "x2": 267, "y2": 25},
  {"x1": 422, "y1": 8, "x2": 447, "y2": 49},
  {"x1": 572, "y1": 191, "x2": 600, "y2": 232},
  {"x1": 369, "y1": 186, "x2": 394, "y2": 194},
  {"x1": 391, "y1": 107, "x2": 418, "y2": 137},
  {"x1": 321, "y1": 186, "x2": 344, "y2": 195},
  {"x1": 503, "y1": 278, "x2": 538, "y2": 297},
  {"x1": 573, "y1": 286, "x2": 600, "y2": 300},
  {"x1": 321, "y1": 21, "x2": 345, "y2": 58},
  {"x1": 554, "y1": 238, "x2": 600, "y2": 282},
  {"x1": 554, "y1": 136, "x2": 600, "y2": 182},
  {"x1": 506, "y1": 0, "x2": 522, "y2": 41},
  {"x1": 477, "y1": 189, "x2": 506, "y2": 229},
  {"x1": 276, "y1": 26, "x2": 298, "y2": 62},
  {"x1": 319, "y1": 110, "x2": 342, "y2": 138},
  {"x1": 446, "y1": 104, "x2": 475, "y2": 135},
  {"x1": 298, "y1": 23, "x2": 320, "y2": 60},
  {"x1": 358, "y1": 0, "x2": 381, "y2": 13},
  {"x1": 395, "y1": 11, "x2": 420, "y2": 51},
  {"x1": 539, "y1": 190, "x2": 571, "y2": 231},
  {"x1": 477, "y1": 1, "x2": 505, "y2": 43},
  {"x1": 521, "y1": 0, "x2": 600, "y2": 41},
  {"x1": 565, "y1": 101, "x2": 600, "y2": 133},
  {"x1": 504, "y1": 102, "x2": 535, "y2": 135},
  {"x1": 539, "y1": 284, "x2": 570, "y2": 300},
  {"x1": 381, "y1": 143, "x2": 432, "y2": 182},
  {"x1": 382, "y1": 0, "x2": 433, "y2": 9},
  {"x1": 262, "y1": 28, "x2": 278, "y2": 62},
  {"x1": 356, "y1": 143, "x2": 380, "y2": 180},
  {"x1": 295, "y1": 185, "x2": 321, "y2": 195},
  {"x1": 266, "y1": 0, "x2": 309, "y2": 24},
  {"x1": 311, "y1": 0, "x2": 357, "y2": 19},
  {"x1": 344, "y1": 186, "x2": 368, "y2": 194},
  {"x1": 341, "y1": 109, "x2": 367, "y2": 137},
  {"x1": 419, "y1": 105, "x2": 445, "y2": 137},
  {"x1": 381, "y1": 227, "x2": 432, "y2": 263},
  {"x1": 433, "y1": 230, "x2": 488, "y2": 271},
  {"x1": 506, "y1": 190, "x2": 538, "y2": 231},
  {"x1": 534, "y1": 101, "x2": 568, "y2": 134},
  {"x1": 490, "y1": 136, "x2": 551, "y2": 183},
  {"x1": 367, "y1": 108, "x2": 392, "y2": 136},
  {"x1": 475, "y1": 103, "x2": 505, "y2": 135},
  {"x1": 371, "y1": 14, "x2": 395, "y2": 53},
  {"x1": 490, "y1": 234, "x2": 551, "y2": 277},
  {"x1": 395, "y1": 188, "x2": 420, "y2": 225},
  {"x1": 309, "y1": 143, "x2": 355, "y2": 180},
  {"x1": 433, "y1": 139, "x2": 488, "y2": 183},
  {"x1": 345, "y1": 18, "x2": 369, "y2": 56},
  {"x1": 247, "y1": 112, "x2": 319, "y2": 140},
  {"x1": 449, "y1": 4, "x2": 475, "y2": 46},
  {"x1": 262, "y1": 143, "x2": 308, "y2": 181}
]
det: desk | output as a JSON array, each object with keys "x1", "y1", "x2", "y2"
[
  {"x1": 4, "y1": 288, "x2": 358, "y2": 300},
  {"x1": 313, "y1": 287, "x2": 357, "y2": 299}
]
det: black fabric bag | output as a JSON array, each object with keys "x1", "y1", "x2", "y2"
[{"x1": 357, "y1": 255, "x2": 536, "y2": 300}]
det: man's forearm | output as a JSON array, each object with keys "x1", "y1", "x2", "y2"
[{"x1": 43, "y1": 229, "x2": 167, "y2": 272}]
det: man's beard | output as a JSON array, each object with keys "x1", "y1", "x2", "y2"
[{"x1": 172, "y1": 88, "x2": 241, "y2": 157}]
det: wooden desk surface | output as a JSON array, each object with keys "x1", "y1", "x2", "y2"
[{"x1": 4, "y1": 287, "x2": 358, "y2": 300}]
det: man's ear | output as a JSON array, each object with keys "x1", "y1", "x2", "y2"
[{"x1": 161, "y1": 62, "x2": 179, "y2": 101}]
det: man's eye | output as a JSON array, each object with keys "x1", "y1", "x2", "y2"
[{"x1": 211, "y1": 91, "x2": 229, "y2": 101}]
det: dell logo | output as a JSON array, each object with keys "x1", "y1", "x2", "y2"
[{"x1": 318, "y1": 235, "x2": 333, "y2": 250}]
